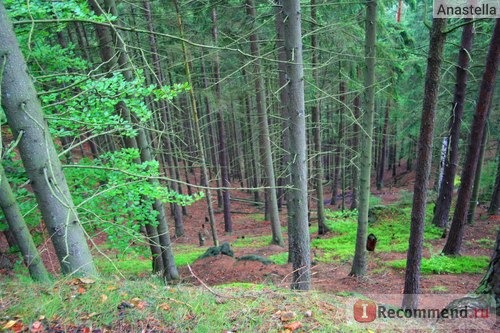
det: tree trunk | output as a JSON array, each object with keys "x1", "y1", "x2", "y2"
[
  {"x1": 142, "y1": 0, "x2": 184, "y2": 236},
  {"x1": 0, "y1": 3, "x2": 97, "y2": 277},
  {"x1": 467, "y1": 126, "x2": 488, "y2": 224},
  {"x1": 475, "y1": 229, "x2": 500, "y2": 312},
  {"x1": 402, "y1": 18, "x2": 447, "y2": 309},
  {"x1": 443, "y1": 19, "x2": 500, "y2": 255},
  {"x1": 432, "y1": 20, "x2": 474, "y2": 228},
  {"x1": 350, "y1": 0, "x2": 377, "y2": 277},
  {"x1": 350, "y1": 78, "x2": 361, "y2": 211},
  {"x1": 171, "y1": 0, "x2": 219, "y2": 247},
  {"x1": 310, "y1": 0, "x2": 328, "y2": 235},
  {"x1": 283, "y1": 0, "x2": 311, "y2": 290},
  {"x1": 376, "y1": 98, "x2": 390, "y2": 190},
  {"x1": 489, "y1": 147, "x2": 500, "y2": 215},
  {"x1": 0, "y1": 164, "x2": 51, "y2": 282},
  {"x1": 246, "y1": 0, "x2": 283, "y2": 246},
  {"x1": 211, "y1": 7, "x2": 233, "y2": 233}
]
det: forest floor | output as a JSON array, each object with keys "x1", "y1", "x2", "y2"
[{"x1": 1, "y1": 164, "x2": 499, "y2": 332}]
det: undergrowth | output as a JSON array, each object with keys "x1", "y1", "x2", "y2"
[
  {"x1": 312, "y1": 205, "x2": 443, "y2": 263},
  {"x1": 0, "y1": 275, "x2": 366, "y2": 332},
  {"x1": 387, "y1": 255, "x2": 490, "y2": 274}
]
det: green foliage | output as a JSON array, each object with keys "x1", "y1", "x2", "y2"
[
  {"x1": 63, "y1": 149, "x2": 203, "y2": 251},
  {"x1": 313, "y1": 206, "x2": 443, "y2": 262},
  {"x1": 387, "y1": 255, "x2": 490, "y2": 274}
]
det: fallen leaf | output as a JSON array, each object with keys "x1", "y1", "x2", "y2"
[
  {"x1": 30, "y1": 321, "x2": 43, "y2": 333},
  {"x1": 279, "y1": 311, "x2": 296, "y2": 322},
  {"x1": 131, "y1": 297, "x2": 147, "y2": 309},
  {"x1": 77, "y1": 286, "x2": 86, "y2": 294},
  {"x1": 283, "y1": 321, "x2": 302, "y2": 331},
  {"x1": 107, "y1": 285, "x2": 118, "y2": 291},
  {"x1": 101, "y1": 294, "x2": 108, "y2": 303},
  {"x1": 3, "y1": 320, "x2": 18, "y2": 329},
  {"x1": 78, "y1": 278, "x2": 95, "y2": 284},
  {"x1": 158, "y1": 303, "x2": 170, "y2": 311},
  {"x1": 81, "y1": 312, "x2": 97, "y2": 320}
]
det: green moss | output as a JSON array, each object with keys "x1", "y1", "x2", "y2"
[
  {"x1": 387, "y1": 255, "x2": 490, "y2": 274},
  {"x1": 232, "y1": 235, "x2": 272, "y2": 248},
  {"x1": 268, "y1": 252, "x2": 288, "y2": 265},
  {"x1": 312, "y1": 206, "x2": 443, "y2": 263}
]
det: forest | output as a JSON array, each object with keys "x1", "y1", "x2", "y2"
[{"x1": 0, "y1": 0, "x2": 499, "y2": 332}]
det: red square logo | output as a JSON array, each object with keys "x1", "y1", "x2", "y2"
[{"x1": 353, "y1": 300, "x2": 377, "y2": 322}]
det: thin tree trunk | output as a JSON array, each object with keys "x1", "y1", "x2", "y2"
[
  {"x1": 211, "y1": 7, "x2": 233, "y2": 233},
  {"x1": 488, "y1": 146, "x2": 500, "y2": 215},
  {"x1": 350, "y1": 76, "x2": 361, "y2": 211},
  {"x1": 432, "y1": 20, "x2": 474, "y2": 228},
  {"x1": 142, "y1": 0, "x2": 184, "y2": 236},
  {"x1": 246, "y1": 0, "x2": 283, "y2": 246},
  {"x1": 0, "y1": 164, "x2": 51, "y2": 282},
  {"x1": 443, "y1": 19, "x2": 500, "y2": 255},
  {"x1": 283, "y1": 0, "x2": 310, "y2": 290},
  {"x1": 171, "y1": 0, "x2": 219, "y2": 247},
  {"x1": 467, "y1": 126, "x2": 488, "y2": 224},
  {"x1": 402, "y1": 18, "x2": 447, "y2": 309},
  {"x1": 376, "y1": 98, "x2": 390, "y2": 190},
  {"x1": 0, "y1": 3, "x2": 97, "y2": 277},
  {"x1": 311, "y1": 0, "x2": 328, "y2": 235},
  {"x1": 350, "y1": 0, "x2": 377, "y2": 277}
]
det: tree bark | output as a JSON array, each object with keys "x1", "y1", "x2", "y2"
[
  {"x1": 467, "y1": 126, "x2": 488, "y2": 224},
  {"x1": 376, "y1": 98, "x2": 390, "y2": 190},
  {"x1": 0, "y1": 3, "x2": 97, "y2": 277},
  {"x1": 310, "y1": 0, "x2": 328, "y2": 235},
  {"x1": 488, "y1": 147, "x2": 500, "y2": 215},
  {"x1": 350, "y1": 0, "x2": 377, "y2": 277},
  {"x1": 283, "y1": 0, "x2": 311, "y2": 290},
  {"x1": 0, "y1": 164, "x2": 51, "y2": 282},
  {"x1": 171, "y1": 0, "x2": 219, "y2": 247},
  {"x1": 443, "y1": 19, "x2": 500, "y2": 256},
  {"x1": 432, "y1": 20, "x2": 474, "y2": 228},
  {"x1": 402, "y1": 18, "x2": 447, "y2": 309},
  {"x1": 350, "y1": 76, "x2": 361, "y2": 211},
  {"x1": 246, "y1": 0, "x2": 283, "y2": 246},
  {"x1": 211, "y1": 7, "x2": 233, "y2": 233}
]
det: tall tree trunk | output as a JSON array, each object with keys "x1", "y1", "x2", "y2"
[
  {"x1": 467, "y1": 126, "x2": 488, "y2": 224},
  {"x1": 402, "y1": 18, "x2": 447, "y2": 309},
  {"x1": 171, "y1": 0, "x2": 219, "y2": 247},
  {"x1": 350, "y1": 76, "x2": 361, "y2": 211},
  {"x1": 211, "y1": 7, "x2": 233, "y2": 233},
  {"x1": 443, "y1": 19, "x2": 500, "y2": 255},
  {"x1": 142, "y1": 0, "x2": 184, "y2": 236},
  {"x1": 0, "y1": 3, "x2": 97, "y2": 277},
  {"x1": 0, "y1": 164, "x2": 50, "y2": 282},
  {"x1": 283, "y1": 0, "x2": 310, "y2": 290},
  {"x1": 376, "y1": 98, "x2": 390, "y2": 190},
  {"x1": 432, "y1": 20, "x2": 474, "y2": 228},
  {"x1": 349, "y1": 0, "x2": 377, "y2": 277},
  {"x1": 274, "y1": 0, "x2": 294, "y2": 261},
  {"x1": 310, "y1": 0, "x2": 328, "y2": 235},
  {"x1": 246, "y1": 0, "x2": 283, "y2": 246},
  {"x1": 489, "y1": 146, "x2": 500, "y2": 215}
]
